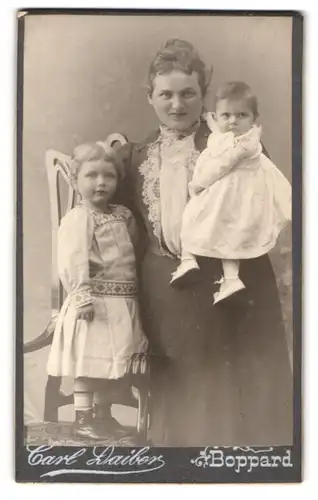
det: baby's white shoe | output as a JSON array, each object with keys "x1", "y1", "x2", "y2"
[
  {"x1": 170, "y1": 259, "x2": 200, "y2": 287},
  {"x1": 213, "y1": 277, "x2": 246, "y2": 305}
]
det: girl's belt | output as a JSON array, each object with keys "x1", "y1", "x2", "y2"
[{"x1": 91, "y1": 279, "x2": 137, "y2": 298}]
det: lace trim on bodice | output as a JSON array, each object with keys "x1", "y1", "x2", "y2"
[
  {"x1": 138, "y1": 140, "x2": 162, "y2": 242},
  {"x1": 138, "y1": 134, "x2": 200, "y2": 254}
]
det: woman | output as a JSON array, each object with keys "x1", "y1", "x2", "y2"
[{"x1": 117, "y1": 39, "x2": 293, "y2": 446}]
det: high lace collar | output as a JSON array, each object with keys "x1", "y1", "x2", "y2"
[{"x1": 159, "y1": 118, "x2": 201, "y2": 140}]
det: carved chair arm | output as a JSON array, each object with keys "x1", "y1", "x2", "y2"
[{"x1": 23, "y1": 315, "x2": 57, "y2": 354}]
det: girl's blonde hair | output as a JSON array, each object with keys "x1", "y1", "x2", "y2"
[{"x1": 69, "y1": 142, "x2": 125, "y2": 183}]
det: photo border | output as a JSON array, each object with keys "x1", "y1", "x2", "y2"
[{"x1": 15, "y1": 8, "x2": 303, "y2": 483}]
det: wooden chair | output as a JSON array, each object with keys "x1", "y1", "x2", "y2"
[{"x1": 24, "y1": 134, "x2": 150, "y2": 443}]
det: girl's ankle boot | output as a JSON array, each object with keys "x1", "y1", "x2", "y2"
[{"x1": 74, "y1": 409, "x2": 104, "y2": 440}]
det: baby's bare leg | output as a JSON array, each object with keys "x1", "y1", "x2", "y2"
[
  {"x1": 170, "y1": 247, "x2": 200, "y2": 287},
  {"x1": 214, "y1": 259, "x2": 245, "y2": 305},
  {"x1": 181, "y1": 248, "x2": 198, "y2": 263},
  {"x1": 221, "y1": 259, "x2": 240, "y2": 279}
]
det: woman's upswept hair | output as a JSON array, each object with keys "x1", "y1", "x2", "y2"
[
  {"x1": 215, "y1": 81, "x2": 259, "y2": 118},
  {"x1": 69, "y1": 142, "x2": 125, "y2": 183},
  {"x1": 147, "y1": 38, "x2": 212, "y2": 97}
]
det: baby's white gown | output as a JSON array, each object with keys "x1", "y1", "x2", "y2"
[{"x1": 181, "y1": 125, "x2": 291, "y2": 259}]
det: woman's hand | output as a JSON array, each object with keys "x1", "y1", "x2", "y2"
[{"x1": 76, "y1": 303, "x2": 95, "y2": 322}]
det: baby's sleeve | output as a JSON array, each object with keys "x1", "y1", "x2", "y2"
[
  {"x1": 57, "y1": 206, "x2": 95, "y2": 308},
  {"x1": 189, "y1": 133, "x2": 245, "y2": 196}
]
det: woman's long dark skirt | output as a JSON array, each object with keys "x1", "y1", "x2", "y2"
[{"x1": 139, "y1": 250, "x2": 293, "y2": 446}]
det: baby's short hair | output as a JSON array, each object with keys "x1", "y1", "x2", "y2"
[
  {"x1": 215, "y1": 81, "x2": 259, "y2": 118},
  {"x1": 70, "y1": 142, "x2": 125, "y2": 182}
]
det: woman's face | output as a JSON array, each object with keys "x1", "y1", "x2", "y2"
[{"x1": 148, "y1": 70, "x2": 203, "y2": 131}]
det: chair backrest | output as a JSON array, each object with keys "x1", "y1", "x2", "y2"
[{"x1": 46, "y1": 133, "x2": 128, "y2": 316}]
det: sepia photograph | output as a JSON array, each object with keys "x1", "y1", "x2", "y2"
[{"x1": 17, "y1": 9, "x2": 302, "y2": 483}]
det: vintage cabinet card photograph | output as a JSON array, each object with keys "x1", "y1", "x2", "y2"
[{"x1": 16, "y1": 9, "x2": 302, "y2": 483}]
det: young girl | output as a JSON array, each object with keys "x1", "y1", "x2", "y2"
[
  {"x1": 170, "y1": 82, "x2": 291, "y2": 304},
  {"x1": 46, "y1": 142, "x2": 148, "y2": 440}
]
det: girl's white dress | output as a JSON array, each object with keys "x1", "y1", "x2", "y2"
[
  {"x1": 180, "y1": 125, "x2": 292, "y2": 259},
  {"x1": 47, "y1": 203, "x2": 148, "y2": 380}
]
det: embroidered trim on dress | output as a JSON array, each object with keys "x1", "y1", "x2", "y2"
[
  {"x1": 80, "y1": 204, "x2": 130, "y2": 228},
  {"x1": 91, "y1": 279, "x2": 137, "y2": 297},
  {"x1": 73, "y1": 288, "x2": 94, "y2": 309}
]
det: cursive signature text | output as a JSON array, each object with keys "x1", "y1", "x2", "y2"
[{"x1": 26, "y1": 445, "x2": 166, "y2": 477}]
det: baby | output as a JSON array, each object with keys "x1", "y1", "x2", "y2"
[{"x1": 171, "y1": 81, "x2": 291, "y2": 304}]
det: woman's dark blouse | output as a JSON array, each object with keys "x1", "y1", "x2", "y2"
[{"x1": 116, "y1": 120, "x2": 293, "y2": 446}]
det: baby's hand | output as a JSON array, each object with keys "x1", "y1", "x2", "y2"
[{"x1": 76, "y1": 303, "x2": 94, "y2": 322}]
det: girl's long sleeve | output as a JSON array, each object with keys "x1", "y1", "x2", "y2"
[{"x1": 57, "y1": 206, "x2": 95, "y2": 308}]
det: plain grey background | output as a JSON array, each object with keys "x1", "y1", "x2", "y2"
[{"x1": 22, "y1": 14, "x2": 292, "y2": 423}]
